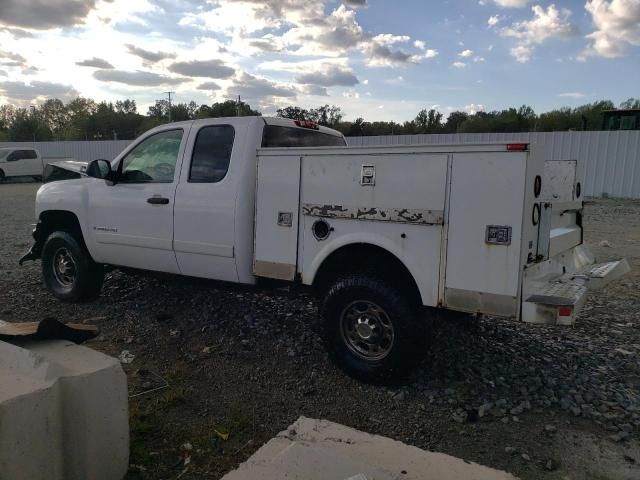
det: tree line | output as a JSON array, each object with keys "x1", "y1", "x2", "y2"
[{"x1": 0, "y1": 96, "x2": 637, "y2": 142}]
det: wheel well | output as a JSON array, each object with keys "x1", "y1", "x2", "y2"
[
  {"x1": 39, "y1": 210, "x2": 83, "y2": 239},
  {"x1": 313, "y1": 244, "x2": 422, "y2": 306}
]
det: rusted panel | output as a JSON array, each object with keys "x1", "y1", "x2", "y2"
[
  {"x1": 254, "y1": 260, "x2": 296, "y2": 281},
  {"x1": 445, "y1": 287, "x2": 519, "y2": 318},
  {"x1": 302, "y1": 203, "x2": 444, "y2": 226}
]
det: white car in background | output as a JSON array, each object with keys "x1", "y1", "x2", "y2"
[{"x1": 0, "y1": 148, "x2": 44, "y2": 181}]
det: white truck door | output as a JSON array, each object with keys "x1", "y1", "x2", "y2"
[
  {"x1": 172, "y1": 122, "x2": 240, "y2": 282},
  {"x1": 21, "y1": 149, "x2": 42, "y2": 175},
  {"x1": 444, "y1": 151, "x2": 534, "y2": 317},
  {"x1": 4, "y1": 150, "x2": 32, "y2": 176},
  {"x1": 87, "y1": 128, "x2": 187, "y2": 274}
]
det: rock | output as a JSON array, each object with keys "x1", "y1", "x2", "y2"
[
  {"x1": 544, "y1": 424, "x2": 557, "y2": 434},
  {"x1": 118, "y1": 350, "x2": 135, "y2": 364},
  {"x1": 615, "y1": 348, "x2": 634, "y2": 356},
  {"x1": 598, "y1": 240, "x2": 613, "y2": 248},
  {"x1": 505, "y1": 447, "x2": 517, "y2": 454},
  {"x1": 392, "y1": 391, "x2": 406, "y2": 401},
  {"x1": 521, "y1": 453, "x2": 531, "y2": 462},
  {"x1": 545, "y1": 459, "x2": 558, "y2": 471},
  {"x1": 452, "y1": 411, "x2": 467, "y2": 423},
  {"x1": 618, "y1": 423, "x2": 633, "y2": 433},
  {"x1": 609, "y1": 432, "x2": 630, "y2": 442}
]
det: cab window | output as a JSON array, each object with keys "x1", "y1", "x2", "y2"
[
  {"x1": 189, "y1": 125, "x2": 235, "y2": 183},
  {"x1": 261, "y1": 125, "x2": 346, "y2": 148},
  {"x1": 120, "y1": 129, "x2": 183, "y2": 183}
]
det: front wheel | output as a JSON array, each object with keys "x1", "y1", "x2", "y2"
[
  {"x1": 41, "y1": 231, "x2": 104, "y2": 302},
  {"x1": 320, "y1": 275, "x2": 424, "y2": 384}
]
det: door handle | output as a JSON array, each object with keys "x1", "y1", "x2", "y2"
[{"x1": 147, "y1": 197, "x2": 169, "y2": 205}]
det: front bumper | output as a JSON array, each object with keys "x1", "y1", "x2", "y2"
[
  {"x1": 18, "y1": 221, "x2": 44, "y2": 266},
  {"x1": 522, "y1": 244, "x2": 630, "y2": 325}
]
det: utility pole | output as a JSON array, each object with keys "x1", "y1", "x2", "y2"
[
  {"x1": 236, "y1": 95, "x2": 241, "y2": 117},
  {"x1": 165, "y1": 91, "x2": 175, "y2": 122}
]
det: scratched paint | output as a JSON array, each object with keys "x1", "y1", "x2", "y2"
[{"x1": 302, "y1": 203, "x2": 444, "y2": 226}]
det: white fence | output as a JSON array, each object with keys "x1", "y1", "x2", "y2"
[
  {"x1": 2, "y1": 131, "x2": 639, "y2": 198},
  {"x1": 347, "y1": 131, "x2": 640, "y2": 199}
]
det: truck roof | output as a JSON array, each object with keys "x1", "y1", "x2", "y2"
[{"x1": 162, "y1": 116, "x2": 344, "y2": 139}]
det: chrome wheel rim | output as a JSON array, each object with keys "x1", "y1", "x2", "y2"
[
  {"x1": 52, "y1": 247, "x2": 76, "y2": 287},
  {"x1": 340, "y1": 300, "x2": 395, "y2": 361}
]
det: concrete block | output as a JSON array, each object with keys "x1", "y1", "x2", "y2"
[
  {"x1": 0, "y1": 340, "x2": 129, "y2": 480},
  {"x1": 223, "y1": 417, "x2": 517, "y2": 480}
]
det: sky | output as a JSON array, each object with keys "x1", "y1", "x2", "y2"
[{"x1": 0, "y1": 0, "x2": 638, "y2": 121}]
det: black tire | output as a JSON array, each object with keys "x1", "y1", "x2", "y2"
[
  {"x1": 41, "y1": 231, "x2": 104, "y2": 302},
  {"x1": 320, "y1": 275, "x2": 423, "y2": 385},
  {"x1": 0, "y1": 169, "x2": 5, "y2": 182}
]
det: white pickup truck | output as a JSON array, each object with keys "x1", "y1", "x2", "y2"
[
  {"x1": 20, "y1": 117, "x2": 629, "y2": 382},
  {"x1": 0, "y1": 147, "x2": 43, "y2": 181}
]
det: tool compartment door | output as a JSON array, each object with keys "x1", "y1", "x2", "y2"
[
  {"x1": 445, "y1": 152, "x2": 528, "y2": 317},
  {"x1": 254, "y1": 155, "x2": 301, "y2": 281}
]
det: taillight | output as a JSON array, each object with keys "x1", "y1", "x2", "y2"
[
  {"x1": 294, "y1": 120, "x2": 320, "y2": 130},
  {"x1": 558, "y1": 306, "x2": 573, "y2": 317},
  {"x1": 507, "y1": 143, "x2": 528, "y2": 151}
]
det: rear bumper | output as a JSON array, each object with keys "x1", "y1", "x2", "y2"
[{"x1": 522, "y1": 244, "x2": 630, "y2": 325}]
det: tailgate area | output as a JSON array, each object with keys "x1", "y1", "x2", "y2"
[{"x1": 523, "y1": 254, "x2": 630, "y2": 325}]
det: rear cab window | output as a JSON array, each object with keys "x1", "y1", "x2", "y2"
[
  {"x1": 189, "y1": 125, "x2": 235, "y2": 183},
  {"x1": 261, "y1": 125, "x2": 346, "y2": 148}
]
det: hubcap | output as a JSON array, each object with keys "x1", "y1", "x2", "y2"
[
  {"x1": 340, "y1": 300, "x2": 395, "y2": 361},
  {"x1": 52, "y1": 247, "x2": 76, "y2": 287}
]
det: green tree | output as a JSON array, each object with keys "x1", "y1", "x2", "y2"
[
  {"x1": 415, "y1": 108, "x2": 443, "y2": 133},
  {"x1": 9, "y1": 108, "x2": 52, "y2": 141},
  {"x1": 620, "y1": 98, "x2": 640, "y2": 110},
  {"x1": 276, "y1": 106, "x2": 311, "y2": 121}
]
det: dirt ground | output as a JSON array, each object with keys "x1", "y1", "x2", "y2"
[{"x1": 1, "y1": 181, "x2": 640, "y2": 480}]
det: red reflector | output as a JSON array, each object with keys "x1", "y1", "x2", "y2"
[
  {"x1": 558, "y1": 306, "x2": 573, "y2": 317},
  {"x1": 294, "y1": 120, "x2": 320, "y2": 130},
  {"x1": 507, "y1": 143, "x2": 528, "y2": 151}
]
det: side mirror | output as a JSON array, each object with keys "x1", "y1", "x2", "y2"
[{"x1": 86, "y1": 159, "x2": 113, "y2": 180}]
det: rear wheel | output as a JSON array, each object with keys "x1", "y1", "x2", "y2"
[
  {"x1": 0, "y1": 169, "x2": 5, "y2": 182},
  {"x1": 320, "y1": 275, "x2": 424, "y2": 384},
  {"x1": 41, "y1": 231, "x2": 104, "y2": 302}
]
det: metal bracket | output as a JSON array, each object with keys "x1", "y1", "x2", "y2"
[{"x1": 360, "y1": 164, "x2": 375, "y2": 186}]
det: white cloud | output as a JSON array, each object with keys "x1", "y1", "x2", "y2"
[
  {"x1": 488, "y1": 15, "x2": 502, "y2": 28},
  {"x1": 452, "y1": 61, "x2": 467, "y2": 68},
  {"x1": 465, "y1": 103, "x2": 484, "y2": 114},
  {"x1": 473, "y1": 56, "x2": 486, "y2": 62},
  {"x1": 558, "y1": 92, "x2": 586, "y2": 98},
  {"x1": 580, "y1": 0, "x2": 640, "y2": 59},
  {"x1": 459, "y1": 49, "x2": 473, "y2": 57},
  {"x1": 501, "y1": 5, "x2": 576, "y2": 62},
  {"x1": 510, "y1": 45, "x2": 533, "y2": 62},
  {"x1": 494, "y1": 0, "x2": 531, "y2": 7}
]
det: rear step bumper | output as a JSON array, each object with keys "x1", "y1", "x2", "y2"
[{"x1": 522, "y1": 247, "x2": 630, "y2": 326}]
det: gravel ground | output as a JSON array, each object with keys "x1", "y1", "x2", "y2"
[{"x1": 1, "y1": 181, "x2": 640, "y2": 480}]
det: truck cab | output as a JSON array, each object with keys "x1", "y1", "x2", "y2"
[{"x1": 0, "y1": 148, "x2": 43, "y2": 181}]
